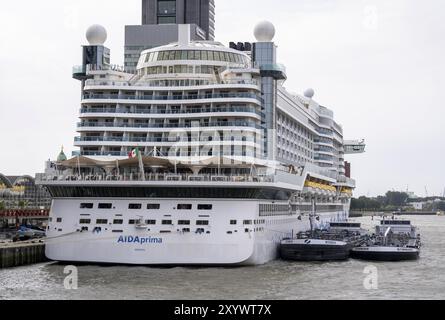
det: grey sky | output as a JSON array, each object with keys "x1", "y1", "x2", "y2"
[{"x1": 0, "y1": 0, "x2": 444, "y2": 197}]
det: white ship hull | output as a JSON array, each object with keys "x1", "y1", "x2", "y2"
[{"x1": 45, "y1": 198, "x2": 348, "y2": 266}]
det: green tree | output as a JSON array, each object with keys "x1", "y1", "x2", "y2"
[
  {"x1": 435, "y1": 201, "x2": 445, "y2": 211},
  {"x1": 351, "y1": 196, "x2": 382, "y2": 211},
  {"x1": 385, "y1": 191, "x2": 409, "y2": 207},
  {"x1": 17, "y1": 200, "x2": 29, "y2": 209},
  {"x1": 0, "y1": 201, "x2": 5, "y2": 211}
]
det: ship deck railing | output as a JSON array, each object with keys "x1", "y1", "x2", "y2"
[
  {"x1": 36, "y1": 173, "x2": 276, "y2": 184},
  {"x1": 84, "y1": 79, "x2": 260, "y2": 88}
]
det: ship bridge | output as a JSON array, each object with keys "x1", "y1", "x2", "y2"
[{"x1": 344, "y1": 140, "x2": 366, "y2": 154}]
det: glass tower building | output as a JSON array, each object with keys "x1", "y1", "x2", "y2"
[{"x1": 125, "y1": 0, "x2": 215, "y2": 73}]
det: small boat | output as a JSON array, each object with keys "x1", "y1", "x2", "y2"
[
  {"x1": 280, "y1": 200, "x2": 367, "y2": 261},
  {"x1": 351, "y1": 219, "x2": 421, "y2": 261},
  {"x1": 437, "y1": 211, "x2": 444, "y2": 216}
]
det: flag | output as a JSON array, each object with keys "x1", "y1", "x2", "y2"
[{"x1": 129, "y1": 148, "x2": 139, "y2": 159}]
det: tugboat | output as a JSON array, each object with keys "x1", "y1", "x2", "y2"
[
  {"x1": 280, "y1": 201, "x2": 367, "y2": 261},
  {"x1": 351, "y1": 219, "x2": 421, "y2": 261}
]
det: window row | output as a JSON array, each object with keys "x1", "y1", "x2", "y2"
[
  {"x1": 142, "y1": 50, "x2": 249, "y2": 65},
  {"x1": 77, "y1": 219, "x2": 260, "y2": 226},
  {"x1": 143, "y1": 65, "x2": 216, "y2": 75},
  {"x1": 80, "y1": 203, "x2": 213, "y2": 210},
  {"x1": 79, "y1": 219, "x2": 210, "y2": 226}
]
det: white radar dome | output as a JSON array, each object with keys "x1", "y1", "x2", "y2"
[
  {"x1": 86, "y1": 24, "x2": 107, "y2": 46},
  {"x1": 304, "y1": 88, "x2": 315, "y2": 99},
  {"x1": 254, "y1": 21, "x2": 276, "y2": 42}
]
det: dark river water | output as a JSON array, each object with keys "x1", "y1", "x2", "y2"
[{"x1": 1, "y1": 216, "x2": 444, "y2": 300}]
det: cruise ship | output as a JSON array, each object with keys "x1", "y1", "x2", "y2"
[{"x1": 36, "y1": 18, "x2": 365, "y2": 265}]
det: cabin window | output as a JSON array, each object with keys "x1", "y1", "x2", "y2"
[
  {"x1": 79, "y1": 219, "x2": 91, "y2": 224},
  {"x1": 96, "y1": 219, "x2": 108, "y2": 224},
  {"x1": 177, "y1": 204, "x2": 192, "y2": 210},
  {"x1": 113, "y1": 219, "x2": 124, "y2": 225},
  {"x1": 129, "y1": 204, "x2": 142, "y2": 210},
  {"x1": 243, "y1": 220, "x2": 252, "y2": 225},
  {"x1": 145, "y1": 220, "x2": 156, "y2": 225},
  {"x1": 178, "y1": 220, "x2": 190, "y2": 225},
  {"x1": 98, "y1": 203, "x2": 112, "y2": 209},
  {"x1": 162, "y1": 220, "x2": 173, "y2": 225},
  {"x1": 230, "y1": 220, "x2": 237, "y2": 225},
  {"x1": 112, "y1": 230, "x2": 123, "y2": 233},
  {"x1": 196, "y1": 220, "x2": 209, "y2": 226},
  {"x1": 56, "y1": 218, "x2": 62, "y2": 223},
  {"x1": 198, "y1": 204, "x2": 212, "y2": 210},
  {"x1": 129, "y1": 220, "x2": 136, "y2": 225},
  {"x1": 80, "y1": 203, "x2": 94, "y2": 209},
  {"x1": 147, "y1": 204, "x2": 160, "y2": 210}
]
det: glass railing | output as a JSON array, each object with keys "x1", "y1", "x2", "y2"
[
  {"x1": 314, "y1": 139, "x2": 333, "y2": 145},
  {"x1": 314, "y1": 148, "x2": 334, "y2": 153},
  {"x1": 314, "y1": 157, "x2": 334, "y2": 162},
  {"x1": 84, "y1": 79, "x2": 260, "y2": 87},
  {"x1": 38, "y1": 172, "x2": 275, "y2": 184},
  {"x1": 80, "y1": 106, "x2": 263, "y2": 116},
  {"x1": 259, "y1": 63, "x2": 287, "y2": 74},
  {"x1": 72, "y1": 65, "x2": 86, "y2": 74},
  {"x1": 82, "y1": 93, "x2": 263, "y2": 103},
  {"x1": 75, "y1": 136, "x2": 257, "y2": 143},
  {"x1": 316, "y1": 129, "x2": 334, "y2": 136},
  {"x1": 77, "y1": 121, "x2": 263, "y2": 130}
]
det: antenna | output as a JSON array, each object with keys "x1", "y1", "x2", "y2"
[{"x1": 424, "y1": 186, "x2": 429, "y2": 198}]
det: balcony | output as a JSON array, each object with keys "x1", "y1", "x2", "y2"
[
  {"x1": 80, "y1": 106, "x2": 263, "y2": 117},
  {"x1": 77, "y1": 121, "x2": 263, "y2": 130},
  {"x1": 82, "y1": 93, "x2": 263, "y2": 103},
  {"x1": 84, "y1": 79, "x2": 260, "y2": 88},
  {"x1": 316, "y1": 128, "x2": 333, "y2": 136},
  {"x1": 75, "y1": 136, "x2": 257, "y2": 143}
]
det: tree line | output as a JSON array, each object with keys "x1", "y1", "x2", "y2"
[{"x1": 351, "y1": 191, "x2": 445, "y2": 211}]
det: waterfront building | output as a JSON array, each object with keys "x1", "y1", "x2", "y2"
[{"x1": 0, "y1": 174, "x2": 51, "y2": 210}]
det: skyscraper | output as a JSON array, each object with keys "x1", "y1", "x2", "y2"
[
  {"x1": 142, "y1": 0, "x2": 215, "y2": 40},
  {"x1": 125, "y1": 0, "x2": 215, "y2": 72}
]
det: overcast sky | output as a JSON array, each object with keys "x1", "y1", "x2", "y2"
[{"x1": 0, "y1": 0, "x2": 444, "y2": 197}]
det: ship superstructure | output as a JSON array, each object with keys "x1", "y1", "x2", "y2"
[{"x1": 37, "y1": 18, "x2": 364, "y2": 266}]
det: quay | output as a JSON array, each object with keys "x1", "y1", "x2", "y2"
[
  {"x1": 0, "y1": 241, "x2": 47, "y2": 269},
  {"x1": 350, "y1": 211, "x2": 438, "y2": 218}
]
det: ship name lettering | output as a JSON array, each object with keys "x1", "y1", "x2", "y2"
[{"x1": 117, "y1": 236, "x2": 162, "y2": 244}]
